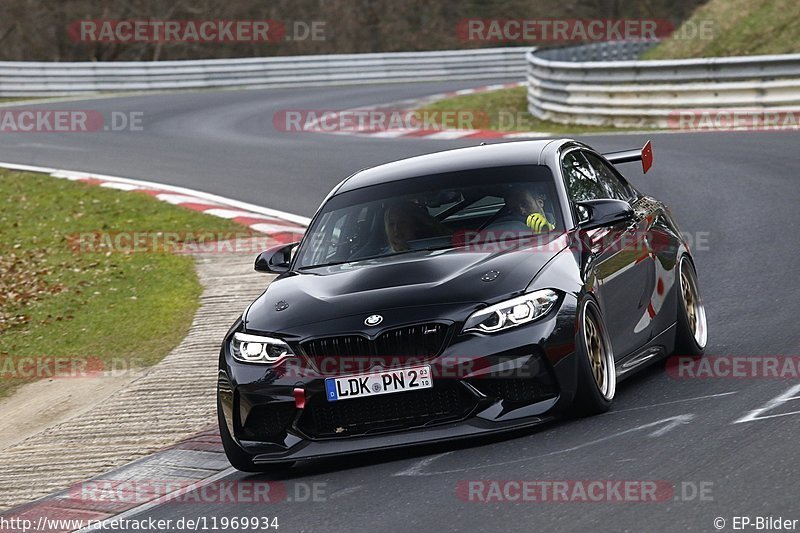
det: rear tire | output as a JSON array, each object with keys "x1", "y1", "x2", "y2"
[
  {"x1": 217, "y1": 399, "x2": 294, "y2": 473},
  {"x1": 675, "y1": 256, "x2": 707, "y2": 356},
  {"x1": 570, "y1": 298, "x2": 616, "y2": 416}
]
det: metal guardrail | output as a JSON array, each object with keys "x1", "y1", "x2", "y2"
[
  {"x1": 0, "y1": 48, "x2": 527, "y2": 97},
  {"x1": 526, "y1": 41, "x2": 800, "y2": 127}
]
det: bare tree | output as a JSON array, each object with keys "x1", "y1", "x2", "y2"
[{"x1": 0, "y1": 0, "x2": 706, "y2": 61}]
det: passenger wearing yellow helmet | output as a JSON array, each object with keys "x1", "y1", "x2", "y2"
[{"x1": 487, "y1": 187, "x2": 556, "y2": 233}]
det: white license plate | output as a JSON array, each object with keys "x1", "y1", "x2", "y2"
[{"x1": 325, "y1": 365, "x2": 432, "y2": 402}]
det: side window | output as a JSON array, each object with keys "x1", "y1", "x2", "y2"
[
  {"x1": 583, "y1": 152, "x2": 632, "y2": 201},
  {"x1": 562, "y1": 150, "x2": 605, "y2": 202}
]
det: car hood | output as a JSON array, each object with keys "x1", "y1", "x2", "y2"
[{"x1": 244, "y1": 233, "x2": 568, "y2": 333}]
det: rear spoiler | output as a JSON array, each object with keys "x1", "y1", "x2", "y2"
[{"x1": 602, "y1": 140, "x2": 653, "y2": 174}]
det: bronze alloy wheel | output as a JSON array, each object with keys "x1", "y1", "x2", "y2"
[
  {"x1": 583, "y1": 303, "x2": 616, "y2": 400},
  {"x1": 679, "y1": 257, "x2": 708, "y2": 349}
]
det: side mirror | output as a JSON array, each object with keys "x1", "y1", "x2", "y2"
[
  {"x1": 575, "y1": 199, "x2": 634, "y2": 230},
  {"x1": 255, "y1": 242, "x2": 300, "y2": 274}
]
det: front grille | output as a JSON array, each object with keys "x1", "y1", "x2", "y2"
[
  {"x1": 302, "y1": 335, "x2": 372, "y2": 358},
  {"x1": 240, "y1": 403, "x2": 296, "y2": 441},
  {"x1": 300, "y1": 323, "x2": 449, "y2": 372},
  {"x1": 299, "y1": 381, "x2": 471, "y2": 438},
  {"x1": 373, "y1": 324, "x2": 448, "y2": 358}
]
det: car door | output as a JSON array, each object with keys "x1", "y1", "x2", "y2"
[{"x1": 561, "y1": 149, "x2": 656, "y2": 359}]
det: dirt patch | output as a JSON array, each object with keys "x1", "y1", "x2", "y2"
[{"x1": 0, "y1": 375, "x2": 135, "y2": 450}]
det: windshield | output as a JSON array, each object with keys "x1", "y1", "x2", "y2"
[{"x1": 294, "y1": 165, "x2": 562, "y2": 269}]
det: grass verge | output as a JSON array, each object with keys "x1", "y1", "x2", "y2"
[
  {"x1": 0, "y1": 97, "x2": 48, "y2": 104},
  {"x1": 0, "y1": 170, "x2": 247, "y2": 399},
  {"x1": 644, "y1": 0, "x2": 800, "y2": 59},
  {"x1": 417, "y1": 86, "x2": 632, "y2": 135}
]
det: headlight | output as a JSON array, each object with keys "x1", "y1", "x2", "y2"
[
  {"x1": 463, "y1": 289, "x2": 559, "y2": 334},
  {"x1": 231, "y1": 332, "x2": 294, "y2": 364}
]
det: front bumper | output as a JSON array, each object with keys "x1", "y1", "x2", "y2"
[{"x1": 218, "y1": 295, "x2": 580, "y2": 463}]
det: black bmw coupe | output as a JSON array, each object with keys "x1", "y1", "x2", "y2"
[{"x1": 217, "y1": 139, "x2": 707, "y2": 471}]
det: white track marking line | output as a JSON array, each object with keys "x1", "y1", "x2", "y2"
[
  {"x1": 99, "y1": 182, "x2": 141, "y2": 191},
  {"x1": 154, "y1": 193, "x2": 223, "y2": 206},
  {"x1": 392, "y1": 414, "x2": 696, "y2": 477},
  {"x1": 328, "y1": 485, "x2": 365, "y2": 500},
  {"x1": 0, "y1": 161, "x2": 58, "y2": 173},
  {"x1": 733, "y1": 384, "x2": 800, "y2": 424},
  {"x1": 0, "y1": 160, "x2": 311, "y2": 227},
  {"x1": 393, "y1": 452, "x2": 455, "y2": 477},
  {"x1": 599, "y1": 391, "x2": 738, "y2": 416},
  {"x1": 250, "y1": 222, "x2": 305, "y2": 234},
  {"x1": 201, "y1": 208, "x2": 274, "y2": 220},
  {"x1": 647, "y1": 414, "x2": 695, "y2": 437},
  {"x1": 366, "y1": 129, "x2": 418, "y2": 138},
  {"x1": 393, "y1": 392, "x2": 739, "y2": 477}
]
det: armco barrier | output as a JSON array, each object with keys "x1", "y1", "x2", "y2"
[
  {"x1": 0, "y1": 48, "x2": 527, "y2": 97},
  {"x1": 526, "y1": 41, "x2": 800, "y2": 127}
]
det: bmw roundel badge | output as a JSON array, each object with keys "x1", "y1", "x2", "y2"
[{"x1": 364, "y1": 314, "x2": 383, "y2": 326}]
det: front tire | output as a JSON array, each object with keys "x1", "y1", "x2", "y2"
[
  {"x1": 675, "y1": 256, "x2": 707, "y2": 356},
  {"x1": 570, "y1": 298, "x2": 616, "y2": 416}
]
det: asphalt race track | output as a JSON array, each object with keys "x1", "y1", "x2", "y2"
[{"x1": 2, "y1": 81, "x2": 799, "y2": 531}]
